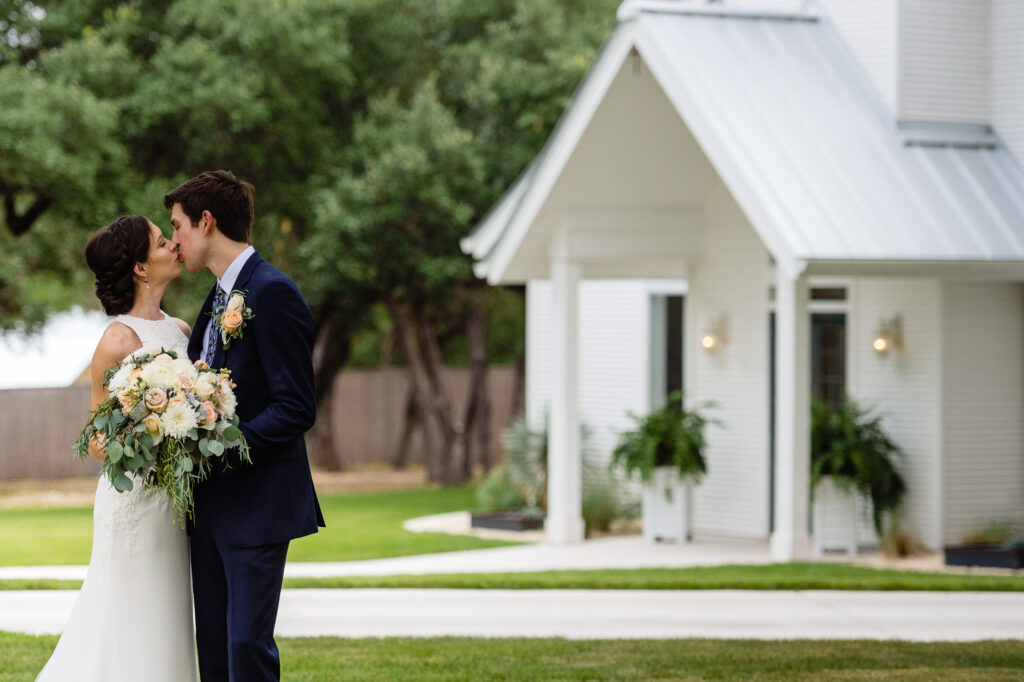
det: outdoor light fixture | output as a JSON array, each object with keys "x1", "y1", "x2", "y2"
[
  {"x1": 701, "y1": 317, "x2": 728, "y2": 353},
  {"x1": 872, "y1": 314, "x2": 902, "y2": 355}
]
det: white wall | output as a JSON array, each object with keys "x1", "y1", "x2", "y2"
[
  {"x1": 941, "y1": 281, "x2": 1024, "y2": 545},
  {"x1": 849, "y1": 277, "x2": 943, "y2": 549},
  {"x1": 819, "y1": 0, "x2": 899, "y2": 115},
  {"x1": 688, "y1": 185, "x2": 773, "y2": 540},
  {"x1": 992, "y1": 0, "x2": 1024, "y2": 164},
  {"x1": 898, "y1": 0, "x2": 990, "y2": 125},
  {"x1": 526, "y1": 279, "x2": 658, "y2": 465}
]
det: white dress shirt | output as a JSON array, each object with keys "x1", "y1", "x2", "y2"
[{"x1": 201, "y1": 245, "x2": 256, "y2": 361}]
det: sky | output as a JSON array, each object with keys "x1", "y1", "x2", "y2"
[{"x1": 0, "y1": 307, "x2": 110, "y2": 389}]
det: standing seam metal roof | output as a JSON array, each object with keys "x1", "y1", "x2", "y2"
[{"x1": 462, "y1": 2, "x2": 1024, "y2": 282}]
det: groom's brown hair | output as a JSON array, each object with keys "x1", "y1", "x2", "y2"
[{"x1": 164, "y1": 170, "x2": 255, "y2": 243}]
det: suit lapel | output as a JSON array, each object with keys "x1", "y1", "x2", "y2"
[{"x1": 190, "y1": 284, "x2": 218, "y2": 362}]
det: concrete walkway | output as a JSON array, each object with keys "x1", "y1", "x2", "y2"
[
  {"x1": 0, "y1": 535, "x2": 775, "y2": 581},
  {"x1": 2, "y1": 589, "x2": 1023, "y2": 640}
]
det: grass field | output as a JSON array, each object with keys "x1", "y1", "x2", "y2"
[
  {"x1": 4, "y1": 563, "x2": 1022, "y2": 592},
  {"x1": 5, "y1": 632, "x2": 1024, "y2": 680},
  {"x1": 0, "y1": 486, "x2": 517, "y2": 566}
]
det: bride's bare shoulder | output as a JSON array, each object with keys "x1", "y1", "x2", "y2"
[
  {"x1": 171, "y1": 317, "x2": 191, "y2": 338},
  {"x1": 92, "y1": 322, "x2": 141, "y2": 370}
]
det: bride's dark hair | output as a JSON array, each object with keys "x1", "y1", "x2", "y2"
[{"x1": 85, "y1": 215, "x2": 151, "y2": 316}]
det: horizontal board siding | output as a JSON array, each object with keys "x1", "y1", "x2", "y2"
[
  {"x1": 852, "y1": 277, "x2": 942, "y2": 549},
  {"x1": 0, "y1": 386, "x2": 100, "y2": 479},
  {"x1": 526, "y1": 279, "x2": 652, "y2": 467},
  {"x1": 690, "y1": 187, "x2": 772, "y2": 540},
  {"x1": 992, "y1": 1, "x2": 1024, "y2": 166},
  {"x1": 899, "y1": 0, "x2": 990, "y2": 124},
  {"x1": 942, "y1": 281, "x2": 1024, "y2": 544},
  {"x1": 819, "y1": 0, "x2": 898, "y2": 114}
]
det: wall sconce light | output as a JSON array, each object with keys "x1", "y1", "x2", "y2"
[
  {"x1": 872, "y1": 314, "x2": 902, "y2": 355},
  {"x1": 701, "y1": 316, "x2": 728, "y2": 352}
]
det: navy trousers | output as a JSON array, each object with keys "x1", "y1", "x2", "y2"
[{"x1": 190, "y1": 525, "x2": 289, "y2": 682}]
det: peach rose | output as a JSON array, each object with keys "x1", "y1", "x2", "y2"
[
  {"x1": 221, "y1": 309, "x2": 243, "y2": 333},
  {"x1": 117, "y1": 388, "x2": 137, "y2": 415},
  {"x1": 144, "y1": 387, "x2": 169, "y2": 413},
  {"x1": 194, "y1": 359, "x2": 210, "y2": 370},
  {"x1": 168, "y1": 394, "x2": 187, "y2": 409},
  {"x1": 178, "y1": 374, "x2": 195, "y2": 393},
  {"x1": 200, "y1": 401, "x2": 217, "y2": 424},
  {"x1": 130, "y1": 367, "x2": 143, "y2": 381}
]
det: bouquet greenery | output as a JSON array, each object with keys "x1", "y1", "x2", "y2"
[{"x1": 74, "y1": 347, "x2": 250, "y2": 523}]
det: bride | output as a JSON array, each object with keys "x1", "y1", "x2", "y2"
[{"x1": 37, "y1": 215, "x2": 198, "y2": 681}]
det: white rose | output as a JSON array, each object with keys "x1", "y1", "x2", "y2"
[
  {"x1": 227, "y1": 293, "x2": 245, "y2": 313},
  {"x1": 141, "y1": 361, "x2": 181, "y2": 391},
  {"x1": 194, "y1": 374, "x2": 217, "y2": 401}
]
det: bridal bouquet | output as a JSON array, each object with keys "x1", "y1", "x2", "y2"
[{"x1": 74, "y1": 348, "x2": 251, "y2": 522}]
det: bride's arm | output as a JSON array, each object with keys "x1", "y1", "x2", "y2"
[{"x1": 88, "y1": 324, "x2": 141, "y2": 461}]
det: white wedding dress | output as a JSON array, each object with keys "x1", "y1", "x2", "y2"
[{"x1": 37, "y1": 313, "x2": 198, "y2": 682}]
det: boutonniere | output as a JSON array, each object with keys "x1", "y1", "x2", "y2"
[{"x1": 213, "y1": 290, "x2": 255, "y2": 349}]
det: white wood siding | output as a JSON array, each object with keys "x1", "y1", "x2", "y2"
[
  {"x1": 819, "y1": 0, "x2": 899, "y2": 115},
  {"x1": 992, "y1": 0, "x2": 1024, "y2": 165},
  {"x1": 898, "y1": 0, "x2": 990, "y2": 125},
  {"x1": 689, "y1": 186, "x2": 773, "y2": 540},
  {"x1": 850, "y1": 278, "x2": 942, "y2": 549},
  {"x1": 941, "y1": 281, "x2": 1024, "y2": 545},
  {"x1": 526, "y1": 279, "x2": 653, "y2": 466}
]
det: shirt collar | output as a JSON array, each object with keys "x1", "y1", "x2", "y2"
[{"x1": 218, "y1": 245, "x2": 256, "y2": 294}]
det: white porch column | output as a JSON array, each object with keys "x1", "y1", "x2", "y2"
[
  {"x1": 546, "y1": 230, "x2": 585, "y2": 544},
  {"x1": 771, "y1": 267, "x2": 812, "y2": 561}
]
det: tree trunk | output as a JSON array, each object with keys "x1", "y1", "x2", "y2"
[
  {"x1": 415, "y1": 307, "x2": 464, "y2": 485},
  {"x1": 391, "y1": 378, "x2": 419, "y2": 470},
  {"x1": 310, "y1": 318, "x2": 350, "y2": 471},
  {"x1": 387, "y1": 294, "x2": 444, "y2": 481},
  {"x1": 463, "y1": 288, "x2": 491, "y2": 477}
]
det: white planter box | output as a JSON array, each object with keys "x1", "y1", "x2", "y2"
[
  {"x1": 641, "y1": 466, "x2": 693, "y2": 543},
  {"x1": 812, "y1": 475, "x2": 859, "y2": 555}
]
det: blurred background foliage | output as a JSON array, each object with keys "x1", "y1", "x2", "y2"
[{"x1": 0, "y1": 0, "x2": 620, "y2": 477}]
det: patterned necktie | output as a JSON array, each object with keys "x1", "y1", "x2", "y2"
[{"x1": 205, "y1": 286, "x2": 227, "y2": 365}]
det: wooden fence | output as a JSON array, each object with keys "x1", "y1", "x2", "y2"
[{"x1": 0, "y1": 366, "x2": 519, "y2": 480}]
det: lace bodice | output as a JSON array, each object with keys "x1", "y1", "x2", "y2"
[{"x1": 112, "y1": 312, "x2": 189, "y2": 357}]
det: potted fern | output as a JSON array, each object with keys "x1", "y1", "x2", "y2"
[
  {"x1": 611, "y1": 391, "x2": 714, "y2": 543},
  {"x1": 810, "y1": 396, "x2": 906, "y2": 554}
]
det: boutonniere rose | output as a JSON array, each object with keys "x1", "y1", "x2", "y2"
[{"x1": 213, "y1": 290, "x2": 255, "y2": 349}]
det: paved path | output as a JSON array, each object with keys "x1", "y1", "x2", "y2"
[
  {"x1": 0, "y1": 536, "x2": 774, "y2": 581},
  {"x1": 2, "y1": 589, "x2": 1022, "y2": 640}
]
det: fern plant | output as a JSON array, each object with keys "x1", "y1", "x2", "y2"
[
  {"x1": 611, "y1": 391, "x2": 714, "y2": 484},
  {"x1": 810, "y1": 396, "x2": 906, "y2": 536}
]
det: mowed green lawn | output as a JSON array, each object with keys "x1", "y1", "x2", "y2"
[
  {"x1": 5, "y1": 632, "x2": 1024, "y2": 681},
  {"x1": 0, "y1": 487, "x2": 517, "y2": 566}
]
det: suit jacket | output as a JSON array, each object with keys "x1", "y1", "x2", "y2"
[{"x1": 187, "y1": 251, "x2": 325, "y2": 548}]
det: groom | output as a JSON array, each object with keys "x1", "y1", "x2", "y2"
[{"x1": 166, "y1": 170, "x2": 325, "y2": 681}]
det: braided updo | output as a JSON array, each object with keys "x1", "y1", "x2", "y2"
[{"x1": 85, "y1": 215, "x2": 151, "y2": 316}]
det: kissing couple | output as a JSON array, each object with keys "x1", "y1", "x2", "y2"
[{"x1": 37, "y1": 170, "x2": 326, "y2": 682}]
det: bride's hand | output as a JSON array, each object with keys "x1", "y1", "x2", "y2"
[{"x1": 89, "y1": 432, "x2": 108, "y2": 462}]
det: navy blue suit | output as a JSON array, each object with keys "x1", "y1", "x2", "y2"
[{"x1": 187, "y1": 251, "x2": 324, "y2": 681}]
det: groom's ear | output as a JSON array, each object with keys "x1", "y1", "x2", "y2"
[{"x1": 201, "y1": 210, "x2": 215, "y2": 237}]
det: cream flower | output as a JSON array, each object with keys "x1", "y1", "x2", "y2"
[
  {"x1": 107, "y1": 364, "x2": 131, "y2": 394},
  {"x1": 144, "y1": 387, "x2": 169, "y2": 413},
  {"x1": 143, "y1": 413, "x2": 163, "y2": 446},
  {"x1": 195, "y1": 374, "x2": 217, "y2": 401},
  {"x1": 217, "y1": 388, "x2": 237, "y2": 421},
  {"x1": 141, "y1": 360, "x2": 180, "y2": 391},
  {"x1": 160, "y1": 402, "x2": 198, "y2": 440},
  {"x1": 227, "y1": 293, "x2": 246, "y2": 313}
]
